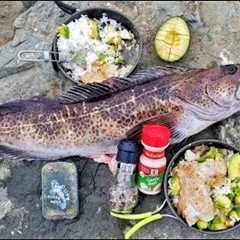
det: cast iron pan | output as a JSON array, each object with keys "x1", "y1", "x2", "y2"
[
  {"x1": 164, "y1": 139, "x2": 240, "y2": 234},
  {"x1": 51, "y1": 1, "x2": 142, "y2": 84}
]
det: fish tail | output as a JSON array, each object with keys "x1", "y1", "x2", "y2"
[{"x1": 0, "y1": 144, "x2": 56, "y2": 162}]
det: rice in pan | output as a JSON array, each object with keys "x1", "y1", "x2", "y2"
[{"x1": 56, "y1": 14, "x2": 136, "y2": 83}]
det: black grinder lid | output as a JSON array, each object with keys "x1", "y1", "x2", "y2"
[{"x1": 116, "y1": 139, "x2": 140, "y2": 164}]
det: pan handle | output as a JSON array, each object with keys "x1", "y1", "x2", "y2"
[
  {"x1": 54, "y1": 1, "x2": 79, "y2": 15},
  {"x1": 124, "y1": 200, "x2": 178, "y2": 239},
  {"x1": 17, "y1": 50, "x2": 59, "y2": 63}
]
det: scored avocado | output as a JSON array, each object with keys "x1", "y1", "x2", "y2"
[
  {"x1": 154, "y1": 16, "x2": 190, "y2": 62},
  {"x1": 228, "y1": 153, "x2": 240, "y2": 179}
]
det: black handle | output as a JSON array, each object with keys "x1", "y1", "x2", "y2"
[{"x1": 54, "y1": 1, "x2": 78, "y2": 15}]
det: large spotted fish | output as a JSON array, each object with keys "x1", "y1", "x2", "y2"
[{"x1": 0, "y1": 64, "x2": 240, "y2": 173}]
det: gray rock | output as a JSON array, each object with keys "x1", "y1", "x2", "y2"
[
  {"x1": 21, "y1": 1, "x2": 36, "y2": 10},
  {"x1": 0, "y1": 188, "x2": 13, "y2": 220},
  {"x1": 0, "y1": 1, "x2": 24, "y2": 46},
  {"x1": 0, "y1": 1, "x2": 66, "y2": 103},
  {"x1": 216, "y1": 113, "x2": 240, "y2": 150},
  {"x1": 0, "y1": 1, "x2": 240, "y2": 239},
  {"x1": 0, "y1": 161, "x2": 11, "y2": 182}
]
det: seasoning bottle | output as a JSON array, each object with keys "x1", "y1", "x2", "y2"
[
  {"x1": 137, "y1": 124, "x2": 170, "y2": 195},
  {"x1": 109, "y1": 139, "x2": 139, "y2": 213}
]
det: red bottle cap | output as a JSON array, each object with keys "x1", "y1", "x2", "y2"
[{"x1": 141, "y1": 124, "x2": 170, "y2": 147}]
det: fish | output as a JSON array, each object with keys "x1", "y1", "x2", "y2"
[
  {"x1": 172, "y1": 161, "x2": 215, "y2": 225},
  {"x1": 0, "y1": 64, "x2": 240, "y2": 173}
]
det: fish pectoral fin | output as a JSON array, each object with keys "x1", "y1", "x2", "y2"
[
  {"x1": 126, "y1": 113, "x2": 187, "y2": 144},
  {"x1": 58, "y1": 65, "x2": 192, "y2": 104},
  {"x1": 0, "y1": 145, "x2": 47, "y2": 161}
]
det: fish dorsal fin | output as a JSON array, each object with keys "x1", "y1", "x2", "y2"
[
  {"x1": 126, "y1": 113, "x2": 187, "y2": 144},
  {"x1": 59, "y1": 65, "x2": 191, "y2": 104}
]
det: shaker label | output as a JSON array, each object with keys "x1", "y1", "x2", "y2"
[
  {"x1": 137, "y1": 173, "x2": 164, "y2": 187},
  {"x1": 138, "y1": 163, "x2": 166, "y2": 176},
  {"x1": 119, "y1": 163, "x2": 135, "y2": 174},
  {"x1": 143, "y1": 149, "x2": 165, "y2": 159},
  {"x1": 137, "y1": 163, "x2": 166, "y2": 190}
]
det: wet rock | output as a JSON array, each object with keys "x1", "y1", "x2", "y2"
[
  {"x1": 0, "y1": 1, "x2": 240, "y2": 239},
  {"x1": 21, "y1": 1, "x2": 36, "y2": 10},
  {"x1": 0, "y1": 1, "x2": 24, "y2": 46},
  {"x1": 0, "y1": 161, "x2": 11, "y2": 183},
  {"x1": 0, "y1": 1, "x2": 66, "y2": 103},
  {"x1": 0, "y1": 200, "x2": 13, "y2": 220},
  {"x1": 0, "y1": 188, "x2": 13, "y2": 220},
  {"x1": 216, "y1": 113, "x2": 240, "y2": 150}
]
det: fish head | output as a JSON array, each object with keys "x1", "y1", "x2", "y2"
[{"x1": 206, "y1": 64, "x2": 240, "y2": 107}]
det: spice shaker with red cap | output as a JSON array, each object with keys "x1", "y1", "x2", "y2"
[{"x1": 137, "y1": 124, "x2": 170, "y2": 195}]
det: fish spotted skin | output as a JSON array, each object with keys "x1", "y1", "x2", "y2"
[{"x1": 0, "y1": 64, "x2": 240, "y2": 163}]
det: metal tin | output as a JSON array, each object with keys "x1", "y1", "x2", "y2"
[{"x1": 42, "y1": 162, "x2": 79, "y2": 220}]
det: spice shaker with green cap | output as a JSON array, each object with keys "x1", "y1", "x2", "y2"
[{"x1": 109, "y1": 139, "x2": 140, "y2": 214}]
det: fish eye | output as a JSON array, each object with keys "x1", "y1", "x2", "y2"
[{"x1": 221, "y1": 64, "x2": 238, "y2": 75}]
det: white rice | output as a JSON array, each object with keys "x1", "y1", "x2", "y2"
[
  {"x1": 57, "y1": 14, "x2": 135, "y2": 83},
  {"x1": 212, "y1": 178, "x2": 232, "y2": 197},
  {"x1": 184, "y1": 149, "x2": 198, "y2": 161},
  {"x1": 172, "y1": 196, "x2": 179, "y2": 205}
]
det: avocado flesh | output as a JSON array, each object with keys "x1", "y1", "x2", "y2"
[
  {"x1": 88, "y1": 19, "x2": 99, "y2": 39},
  {"x1": 228, "y1": 154, "x2": 240, "y2": 179}
]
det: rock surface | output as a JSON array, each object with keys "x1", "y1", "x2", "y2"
[
  {"x1": 0, "y1": 1, "x2": 240, "y2": 239},
  {"x1": 0, "y1": 1, "x2": 25, "y2": 46},
  {"x1": 0, "y1": 188, "x2": 13, "y2": 221}
]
